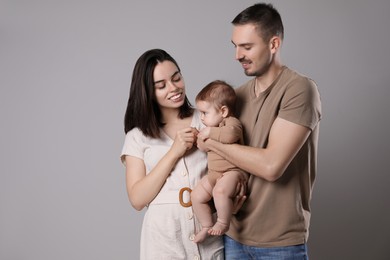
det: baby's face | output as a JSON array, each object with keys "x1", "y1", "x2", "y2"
[{"x1": 196, "y1": 100, "x2": 224, "y2": 127}]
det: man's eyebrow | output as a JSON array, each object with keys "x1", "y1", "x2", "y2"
[{"x1": 232, "y1": 41, "x2": 253, "y2": 47}]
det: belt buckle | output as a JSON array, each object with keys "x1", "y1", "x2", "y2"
[{"x1": 179, "y1": 187, "x2": 192, "y2": 207}]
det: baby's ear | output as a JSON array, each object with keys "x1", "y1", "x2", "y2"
[{"x1": 220, "y1": 106, "x2": 229, "y2": 118}]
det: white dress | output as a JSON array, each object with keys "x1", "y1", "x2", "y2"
[{"x1": 121, "y1": 111, "x2": 224, "y2": 260}]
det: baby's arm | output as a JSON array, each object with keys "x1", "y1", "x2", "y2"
[{"x1": 209, "y1": 117, "x2": 243, "y2": 144}]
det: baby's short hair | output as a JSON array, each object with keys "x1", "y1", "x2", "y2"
[{"x1": 196, "y1": 80, "x2": 237, "y2": 115}]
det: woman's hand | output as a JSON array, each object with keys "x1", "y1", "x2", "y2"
[{"x1": 170, "y1": 127, "x2": 198, "y2": 158}]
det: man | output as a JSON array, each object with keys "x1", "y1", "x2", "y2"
[{"x1": 198, "y1": 3, "x2": 322, "y2": 259}]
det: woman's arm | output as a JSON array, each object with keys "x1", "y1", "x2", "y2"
[{"x1": 125, "y1": 127, "x2": 197, "y2": 210}]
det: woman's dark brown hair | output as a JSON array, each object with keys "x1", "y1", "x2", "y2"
[{"x1": 124, "y1": 49, "x2": 193, "y2": 137}]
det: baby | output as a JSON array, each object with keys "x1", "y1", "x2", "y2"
[{"x1": 191, "y1": 80, "x2": 248, "y2": 243}]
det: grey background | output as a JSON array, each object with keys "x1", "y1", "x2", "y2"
[{"x1": 1, "y1": 0, "x2": 389, "y2": 259}]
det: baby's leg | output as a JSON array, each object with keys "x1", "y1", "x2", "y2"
[
  {"x1": 209, "y1": 171, "x2": 242, "y2": 236},
  {"x1": 190, "y1": 176, "x2": 214, "y2": 243}
]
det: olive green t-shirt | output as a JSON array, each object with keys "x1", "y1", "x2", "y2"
[{"x1": 227, "y1": 66, "x2": 322, "y2": 247}]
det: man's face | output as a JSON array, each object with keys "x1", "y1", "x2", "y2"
[{"x1": 231, "y1": 23, "x2": 272, "y2": 77}]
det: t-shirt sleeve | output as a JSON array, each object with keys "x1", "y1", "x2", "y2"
[
  {"x1": 120, "y1": 128, "x2": 145, "y2": 166},
  {"x1": 278, "y1": 78, "x2": 322, "y2": 130}
]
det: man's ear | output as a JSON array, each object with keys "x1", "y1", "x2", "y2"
[
  {"x1": 221, "y1": 106, "x2": 229, "y2": 118},
  {"x1": 270, "y1": 36, "x2": 281, "y2": 54}
]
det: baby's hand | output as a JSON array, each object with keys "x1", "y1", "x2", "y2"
[
  {"x1": 196, "y1": 137, "x2": 209, "y2": 152},
  {"x1": 198, "y1": 127, "x2": 211, "y2": 141}
]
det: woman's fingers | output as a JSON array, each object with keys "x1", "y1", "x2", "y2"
[
  {"x1": 179, "y1": 127, "x2": 198, "y2": 148},
  {"x1": 171, "y1": 127, "x2": 198, "y2": 157}
]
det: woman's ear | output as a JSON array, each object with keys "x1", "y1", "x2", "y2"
[{"x1": 220, "y1": 106, "x2": 229, "y2": 118}]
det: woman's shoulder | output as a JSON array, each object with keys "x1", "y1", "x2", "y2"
[
  {"x1": 125, "y1": 127, "x2": 143, "y2": 138},
  {"x1": 124, "y1": 127, "x2": 152, "y2": 146}
]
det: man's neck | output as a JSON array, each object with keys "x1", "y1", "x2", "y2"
[{"x1": 255, "y1": 62, "x2": 283, "y2": 96}]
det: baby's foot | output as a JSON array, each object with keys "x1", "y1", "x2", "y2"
[
  {"x1": 194, "y1": 227, "x2": 210, "y2": 243},
  {"x1": 208, "y1": 220, "x2": 229, "y2": 236}
]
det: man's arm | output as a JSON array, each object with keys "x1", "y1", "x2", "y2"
[{"x1": 201, "y1": 117, "x2": 311, "y2": 182}]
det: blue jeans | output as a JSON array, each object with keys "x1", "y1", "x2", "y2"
[{"x1": 224, "y1": 235, "x2": 309, "y2": 260}]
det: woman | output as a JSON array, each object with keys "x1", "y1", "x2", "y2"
[{"x1": 121, "y1": 49, "x2": 224, "y2": 259}]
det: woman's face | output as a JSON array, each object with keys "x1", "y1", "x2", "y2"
[{"x1": 153, "y1": 60, "x2": 186, "y2": 110}]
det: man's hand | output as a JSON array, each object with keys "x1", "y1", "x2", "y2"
[{"x1": 232, "y1": 181, "x2": 247, "y2": 214}]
